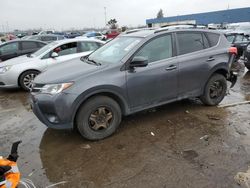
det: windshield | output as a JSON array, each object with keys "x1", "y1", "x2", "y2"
[
  {"x1": 31, "y1": 41, "x2": 58, "y2": 57},
  {"x1": 87, "y1": 37, "x2": 142, "y2": 64}
]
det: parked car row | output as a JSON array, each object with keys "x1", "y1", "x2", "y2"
[{"x1": 0, "y1": 38, "x2": 105, "y2": 90}]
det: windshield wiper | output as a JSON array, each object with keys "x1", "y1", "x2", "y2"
[
  {"x1": 81, "y1": 56, "x2": 101, "y2": 66},
  {"x1": 88, "y1": 58, "x2": 101, "y2": 66}
]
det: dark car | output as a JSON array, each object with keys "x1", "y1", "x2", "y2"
[
  {"x1": 244, "y1": 44, "x2": 250, "y2": 70},
  {"x1": 0, "y1": 40, "x2": 47, "y2": 62},
  {"x1": 27, "y1": 34, "x2": 65, "y2": 43},
  {"x1": 225, "y1": 33, "x2": 250, "y2": 58},
  {"x1": 31, "y1": 28, "x2": 237, "y2": 140},
  {"x1": 65, "y1": 32, "x2": 81, "y2": 39}
]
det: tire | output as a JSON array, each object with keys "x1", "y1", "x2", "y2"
[
  {"x1": 76, "y1": 96, "x2": 122, "y2": 140},
  {"x1": 200, "y1": 74, "x2": 227, "y2": 106},
  {"x1": 245, "y1": 61, "x2": 250, "y2": 70},
  {"x1": 19, "y1": 70, "x2": 39, "y2": 91}
]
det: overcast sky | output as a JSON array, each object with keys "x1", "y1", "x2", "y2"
[{"x1": 0, "y1": 0, "x2": 250, "y2": 31}]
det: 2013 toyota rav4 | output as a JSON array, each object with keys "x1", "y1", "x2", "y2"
[{"x1": 30, "y1": 28, "x2": 238, "y2": 140}]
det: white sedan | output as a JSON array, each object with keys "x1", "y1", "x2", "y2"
[{"x1": 0, "y1": 38, "x2": 105, "y2": 90}]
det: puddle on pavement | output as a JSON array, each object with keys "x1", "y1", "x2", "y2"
[{"x1": 0, "y1": 70, "x2": 250, "y2": 187}]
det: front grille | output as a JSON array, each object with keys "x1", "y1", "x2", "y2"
[{"x1": 32, "y1": 83, "x2": 45, "y2": 92}]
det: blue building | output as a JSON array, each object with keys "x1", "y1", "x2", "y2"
[{"x1": 146, "y1": 7, "x2": 250, "y2": 27}]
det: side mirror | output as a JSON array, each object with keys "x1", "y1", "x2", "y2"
[
  {"x1": 51, "y1": 52, "x2": 59, "y2": 58},
  {"x1": 130, "y1": 56, "x2": 148, "y2": 68}
]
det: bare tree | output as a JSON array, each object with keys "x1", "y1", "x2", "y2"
[{"x1": 107, "y1": 19, "x2": 118, "y2": 29}]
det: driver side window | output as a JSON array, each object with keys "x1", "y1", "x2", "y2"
[
  {"x1": 134, "y1": 35, "x2": 172, "y2": 63},
  {"x1": 0, "y1": 42, "x2": 18, "y2": 55},
  {"x1": 54, "y1": 42, "x2": 77, "y2": 56}
]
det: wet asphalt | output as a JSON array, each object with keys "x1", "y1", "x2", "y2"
[{"x1": 0, "y1": 70, "x2": 250, "y2": 188}]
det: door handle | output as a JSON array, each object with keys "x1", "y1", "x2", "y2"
[
  {"x1": 165, "y1": 65, "x2": 177, "y2": 71},
  {"x1": 207, "y1": 57, "x2": 215, "y2": 62}
]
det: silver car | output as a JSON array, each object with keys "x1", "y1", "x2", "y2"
[{"x1": 0, "y1": 38, "x2": 105, "y2": 90}]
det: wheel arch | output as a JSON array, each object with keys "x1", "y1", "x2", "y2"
[
  {"x1": 18, "y1": 69, "x2": 41, "y2": 86},
  {"x1": 72, "y1": 89, "x2": 130, "y2": 129}
]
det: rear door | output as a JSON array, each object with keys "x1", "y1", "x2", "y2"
[
  {"x1": 0, "y1": 42, "x2": 19, "y2": 61},
  {"x1": 176, "y1": 31, "x2": 220, "y2": 98},
  {"x1": 20, "y1": 41, "x2": 40, "y2": 55},
  {"x1": 126, "y1": 34, "x2": 178, "y2": 110}
]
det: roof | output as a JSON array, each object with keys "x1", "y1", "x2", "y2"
[
  {"x1": 52, "y1": 38, "x2": 106, "y2": 45},
  {"x1": 146, "y1": 7, "x2": 250, "y2": 25},
  {"x1": 122, "y1": 27, "x2": 222, "y2": 38},
  {"x1": 0, "y1": 39, "x2": 47, "y2": 45}
]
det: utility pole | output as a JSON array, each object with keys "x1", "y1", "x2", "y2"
[{"x1": 104, "y1": 7, "x2": 107, "y2": 27}]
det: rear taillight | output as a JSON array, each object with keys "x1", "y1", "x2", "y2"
[{"x1": 229, "y1": 47, "x2": 237, "y2": 55}]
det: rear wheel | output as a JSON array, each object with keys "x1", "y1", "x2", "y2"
[
  {"x1": 245, "y1": 60, "x2": 250, "y2": 70},
  {"x1": 200, "y1": 74, "x2": 227, "y2": 106},
  {"x1": 19, "y1": 70, "x2": 39, "y2": 91},
  {"x1": 76, "y1": 96, "x2": 122, "y2": 140}
]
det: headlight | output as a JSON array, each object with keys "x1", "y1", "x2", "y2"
[
  {"x1": 40, "y1": 83, "x2": 73, "y2": 95},
  {"x1": 0, "y1": 65, "x2": 12, "y2": 74}
]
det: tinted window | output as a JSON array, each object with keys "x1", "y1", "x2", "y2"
[
  {"x1": 37, "y1": 42, "x2": 46, "y2": 48},
  {"x1": 0, "y1": 42, "x2": 18, "y2": 55},
  {"x1": 226, "y1": 35, "x2": 235, "y2": 43},
  {"x1": 243, "y1": 36, "x2": 249, "y2": 42},
  {"x1": 22, "y1": 41, "x2": 38, "y2": 50},
  {"x1": 55, "y1": 42, "x2": 77, "y2": 56},
  {"x1": 235, "y1": 35, "x2": 244, "y2": 43},
  {"x1": 134, "y1": 34, "x2": 172, "y2": 63},
  {"x1": 95, "y1": 33, "x2": 102, "y2": 36},
  {"x1": 177, "y1": 32, "x2": 205, "y2": 55},
  {"x1": 41, "y1": 36, "x2": 57, "y2": 41},
  {"x1": 79, "y1": 42, "x2": 101, "y2": 52},
  {"x1": 206, "y1": 33, "x2": 220, "y2": 46}
]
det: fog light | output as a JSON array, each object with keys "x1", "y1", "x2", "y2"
[{"x1": 46, "y1": 114, "x2": 59, "y2": 123}]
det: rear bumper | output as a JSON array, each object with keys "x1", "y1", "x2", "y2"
[{"x1": 30, "y1": 93, "x2": 77, "y2": 130}]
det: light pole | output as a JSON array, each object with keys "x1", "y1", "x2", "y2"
[{"x1": 104, "y1": 7, "x2": 107, "y2": 27}]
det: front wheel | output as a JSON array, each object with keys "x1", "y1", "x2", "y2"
[
  {"x1": 200, "y1": 74, "x2": 227, "y2": 106},
  {"x1": 19, "y1": 70, "x2": 39, "y2": 91},
  {"x1": 76, "y1": 96, "x2": 122, "y2": 140}
]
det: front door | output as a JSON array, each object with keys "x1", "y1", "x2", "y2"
[{"x1": 126, "y1": 34, "x2": 178, "y2": 110}]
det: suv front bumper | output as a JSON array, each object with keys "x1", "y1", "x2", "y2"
[{"x1": 30, "y1": 92, "x2": 76, "y2": 130}]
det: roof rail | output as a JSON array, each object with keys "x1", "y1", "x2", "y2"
[
  {"x1": 154, "y1": 24, "x2": 203, "y2": 33},
  {"x1": 124, "y1": 28, "x2": 155, "y2": 34}
]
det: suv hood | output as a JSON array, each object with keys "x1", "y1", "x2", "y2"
[
  {"x1": 35, "y1": 58, "x2": 106, "y2": 84},
  {"x1": 0, "y1": 55, "x2": 37, "y2": 66}
]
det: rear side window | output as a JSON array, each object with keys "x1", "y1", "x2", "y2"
[
  {"x1": 177, "y1": 32, "x2": 205, "y2": 55},
  {"x1": 206, "y1": 33, "x2": 220, "y2": 47},
  {"x1": 22, "y1": 41, "x2": 38, "y2": 50},
  {"x1": 78, "y1": 42, "x2": 102, "y2": 52},
  {"x1": 226, "y1": 35, "x2": 235, "y2": 43},
  {"x1": 37, "y1": 42, "x2": 46, "y2": 48}
]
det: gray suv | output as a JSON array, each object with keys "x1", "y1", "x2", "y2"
[{"x1": 30, "y1": 28, "x2": 237, "y2": 140}]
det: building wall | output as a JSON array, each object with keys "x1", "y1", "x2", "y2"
[{"x1": 146, "y1": 7, "x2": 250, "y2": 27}]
